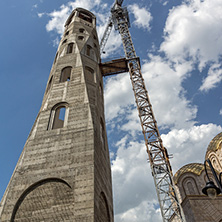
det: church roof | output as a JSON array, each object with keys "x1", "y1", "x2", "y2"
[
  {"x1": 205, "y1": 132, "x2": 222, "y2": 158},
  {"x1": 174, "y1": 163, "x2": 204, "y2": 185}
]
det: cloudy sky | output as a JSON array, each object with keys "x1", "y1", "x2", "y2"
[{"x1": 0, "y1": 0, "x2": 222, "y2": 221}]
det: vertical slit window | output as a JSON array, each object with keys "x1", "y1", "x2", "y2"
[
  {"x1": 52, "y1": 106, "x2": 66, "y2": 129},
  {"x1": 67, "y1": 43, "x2": 74, "y2": 54},
  {"x1": 60, "y1": 67, "x2": 72, "y2": 82}
]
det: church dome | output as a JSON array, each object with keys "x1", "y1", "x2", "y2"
[
  {"x1": 174, "y1": 163, "x2": 204, "y2": 185},
  {"x1": 205, "y1": 132, "x2": 222, "y2": 159}
]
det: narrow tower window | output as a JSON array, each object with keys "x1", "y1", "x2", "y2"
[
  {"x1": 48, "y1": 103, "x2": 69, "y2": 130},
  {"x1": 67, "y1": 43, "x2": 74, "y2": 54},
  {"x1": 60, "y1": 67, "x2": 72, "y2": 82},
  {"x1": 52, "y1": 106, "x2": 66, "y2": 129},
  {"x1": 65, "y1": 31, "x2": 69, "y2": 36}
]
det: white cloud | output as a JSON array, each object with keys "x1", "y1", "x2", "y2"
[
  {"x1": 45, "y1": 0, "x2": 102, "y2": 35},
  {"x1": 104, "y1": 73, "x2": 134, "y2": 122},
  {"x1": 111, "y1": 137, "x2": 162, "y2": 221},
  {"x1": 115, "y1": 201, "x2": 162, "y2": 222},
  {"x1": 37, "y1": 12, "x2": 45, "y2": 18},
  {"x1": 32, "y1": 4, "x2": 38, "y2": 9},
  {"x1": 111, "y1": 123, "x2": 221, "y2": 222},
  {"x1": 161, "y1": 123, "x2": 222, "y2": 173},
  {"x1": 199, "y1": 63, "x2": 222, "y2": 91},
  {"x1": 129, "y1": 4, "x2": 152, "y2": 31},
  {"x1": 160, "y1": 0, "x2": 222, "y2": 71},
  {"x1": 163, "y1": 1, "x2": 168, "y2": 6},
  {"x1": 141, "y1": 55, "x2": 197, "y2": 129},
  {"x1": 105, "y1": 55, "x2": 197, "y2": 132},
  {"x1": 42, "y1": 0, "x2": 122, "y2": 56},
  {"x1": 99, "y1": 27, "x2": 122, "y2": 58},
  {"x1": 68, "y1": 0, "x2": 101, "y2": 11},
  {"x1": 46, "y1": 4, "x2": 70, "y2": 35},
  {"x1": 220, "y1": 109, "x2": 222, "y2": 116}
]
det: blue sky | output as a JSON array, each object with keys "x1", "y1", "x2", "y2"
[{"x1": 0, "y1": 0, "x2": 222, "y2": 221}]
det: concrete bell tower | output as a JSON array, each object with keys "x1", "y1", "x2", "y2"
[{"x1": 0, "y1": 8, "x2": 113, "y2": 222}]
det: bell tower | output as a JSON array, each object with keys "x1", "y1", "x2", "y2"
[{"x1": 0, "y1": 8, "x2": 113, "y2": 222}]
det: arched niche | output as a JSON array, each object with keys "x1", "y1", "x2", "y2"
[
  {"x1": 182, "y1": 176, "x2": 200, "y2": 196},
  {"x1": 208, "y1": 153, "x2": 222, "y2": 172},
  {"x1": 67, "y1": 43, "x2": 74, "y2": 54},
  {"x1": 11, "y1": 178, "x2": 74, "y2": 222},
  {"x1": 48, "y1": 102, "x2": 69, "y2": 130},
  {"x1": 60, "y1": 66, "x2": 72, "y2": 82}
]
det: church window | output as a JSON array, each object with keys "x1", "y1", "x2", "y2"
[
  {"x1": 67, "y1": 43, "x2": 74, "y2": 54},
  {"x1": 65, "y1": 31, "x2": 69, "y2": 36},
  {"x1": 60, "y1": 67, "x2": 72, "y2": 82}
]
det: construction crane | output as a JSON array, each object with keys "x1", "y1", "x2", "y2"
[{"x1": 100, "y1": 1, "x2": 186, "y2": 221}]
